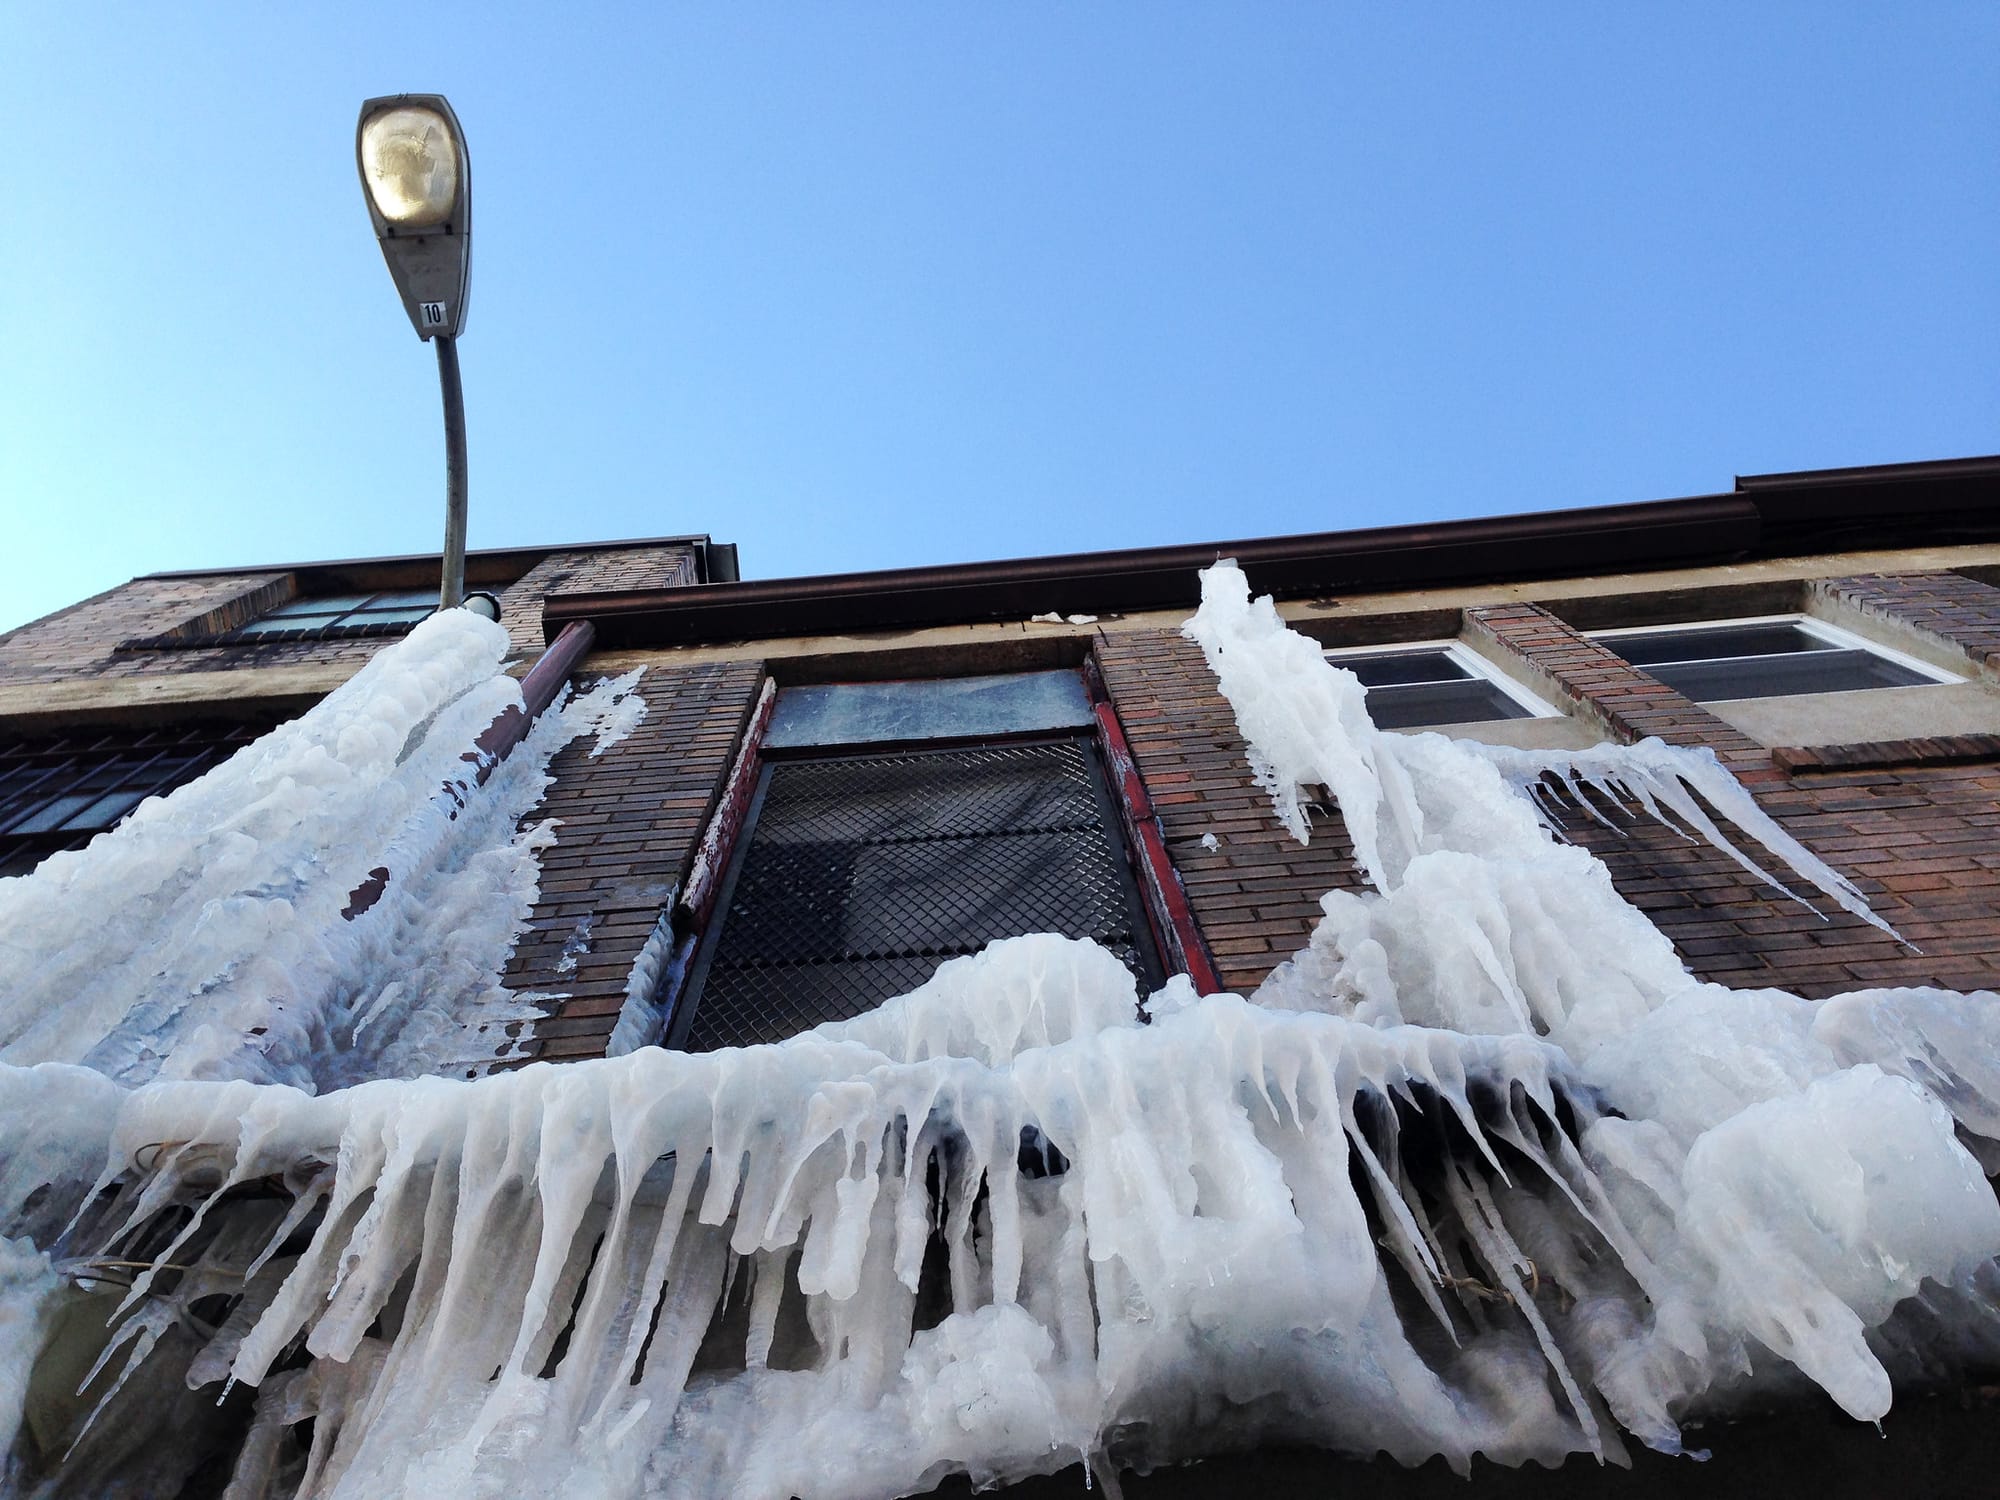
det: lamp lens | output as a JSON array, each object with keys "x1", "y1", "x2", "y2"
[{"x1": 361, "y1": 106, "x2": 460, "y2": 228}]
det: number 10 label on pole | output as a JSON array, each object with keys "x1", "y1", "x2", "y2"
[{"x1": 420, "y1": 301, "x2": 448, "y2": 328}]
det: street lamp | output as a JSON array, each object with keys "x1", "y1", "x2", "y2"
[{"x1": 356, "y1": 94, "x2": 473, "y2": 611}]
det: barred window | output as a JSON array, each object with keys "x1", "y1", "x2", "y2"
[
  {"x1": 670, "y1": 674, "x2": 1162, "y2": 1051},
  {"x1": 229, "y1": 588, "x2": 437, "y2": 639},
  {"x1": 0, "y1": 721, "x2": 270, "y2": 877}
]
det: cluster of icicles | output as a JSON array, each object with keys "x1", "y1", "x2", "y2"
[{"x1": 4, "y1": 568, "x2": 2000, "y2": 1499}]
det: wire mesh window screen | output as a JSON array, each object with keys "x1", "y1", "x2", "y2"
[
  {"x1": 0, "y1": 720, "x2": 272, "y2": 877},
  {"x1": 676, "y1": 738, "x2": 1160, "y2": 1051}
]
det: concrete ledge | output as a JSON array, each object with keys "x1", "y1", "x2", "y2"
[
  {"x1": 0, "y1": 665, "x2": 353, "y2": 732},
  {"x1": 1774, "y1": 734, "x2": 2000, "y2": 772}
]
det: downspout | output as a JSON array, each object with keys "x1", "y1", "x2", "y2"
[{"x1": 342, "y1": 619, "x2": 598, "y2": 921}]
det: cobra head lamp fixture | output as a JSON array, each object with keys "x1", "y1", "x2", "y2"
[
  {"x1": 357, "y1": 96, "x2": 471, "y2": 339},
  {"x1": 357, "y1": 94, "x2": 473, "y2": 610}
]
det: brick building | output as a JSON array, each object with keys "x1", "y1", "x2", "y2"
[
  {"x1": 475, "y1": 455, "x2": 2000, "y2": 1078},
  {"x1": 7, "y1": 454, "x2": 2000, "y2": 1495},
  {"x1": 0, "y1": 533, "x2": 734, "y2": 873}
]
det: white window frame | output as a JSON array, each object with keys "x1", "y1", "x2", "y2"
[
  {"x1": 1321, "y1": 639, "x2": 1563, "y2": 723},
  {"x1": 1587, "y1": 613, "x2": 1963, "y2": 693}
]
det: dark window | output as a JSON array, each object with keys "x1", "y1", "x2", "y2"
[
  {"x1": 229, "y1": 588, "x2": 437, "y2": 639},
  {"x1": 0, "y1": 721, "x2": 271, "y2": 877},
  {"x1": 1596, "y1": 619, "x2": 1940, "y2": 702},
  {"x1": 1328, "y1": 646, "x2": 1540, "y2": 729},
  {"x1": 672, "y1": 736, "x2": 1163, "y2": 1051}
]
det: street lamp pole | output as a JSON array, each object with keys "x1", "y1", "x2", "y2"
[
  {"x1": 356, "y1": 94, "x2": 474, "y2": 612},
  {"x1": 434, "y1": 335, "x2": 468, "y2": 608}
]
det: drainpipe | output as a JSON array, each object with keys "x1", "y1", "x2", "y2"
[{"x1": 343, "y1": 619, "x2": 597, "y2": 920}]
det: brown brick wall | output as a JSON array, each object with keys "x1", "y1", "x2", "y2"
[
  {"x1": 493, "y1": 568, "x2": 2000, "y2": 1058},
  {"x1": 1465, "y1": 603, "x2": 1782, "y2": 782},
  {"x1": 1549, "y1": 759, "x2": 2000, "y2": 997},
  {"x1": 500, "y1": 658, "x2": 765, "y2": 1062},
  {"x1": 0, "y1": 543, "x2": 699, "y2": 690},
  {"x1": 1462, "y1": 583, "x2": 2000, "y2": 995},
  {"x1": 493, "y1": 546, "x2": 697, "y2": 655},
  {"x1": 1812, "y1": 570, "x2": 2000, "y2": 676},
  {"x1": 1094, "y1": 628, "x2": 1367, "y2": 994},
  {"x1": 1092, "y1": 585, "x2": 2000, "y2": 998}
]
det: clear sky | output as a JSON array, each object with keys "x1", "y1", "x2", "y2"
[{"x1": 3, "y1": 4, "x2": 1996, "y2": 632}]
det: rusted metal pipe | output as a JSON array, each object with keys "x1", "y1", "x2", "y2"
[
  {"x1": 468, "y1": 618, "x2": 598, "y2": 779},
  {"x1": 343, "y1": 619, "x2": 598, "y2": 921}
]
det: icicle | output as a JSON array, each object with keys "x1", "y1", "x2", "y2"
[
  {"x1": 5, "y1": 561, "x2": 2000, "y2": 1500},
  {"x1": 1479, "y1": 739, "x2": 1903, "y2": 941}
]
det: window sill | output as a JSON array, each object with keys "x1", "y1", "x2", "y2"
[{"x1": 1773, "y1": 735, "x2": 2000, "y2": 773}]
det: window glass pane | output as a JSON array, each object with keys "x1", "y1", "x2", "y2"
[
  {"x1": 1333, "y1": 649, "x2": 1472, "y2": 687},
  {"x1": 60, "y1": 789, "x2": 147, "y2": 832},
  {"x1": 1649, "y1": 649, "x2": 1931, "y2": 702},
  {"x1": 7, "y1": 794, "x2": 97, "y2": 835},
  {"x1": 1602, "y1": 622, "x2": 1832, "y2": 665},
  {"x1": 340, "y1": 605, "x2": 434, "y2": 626},
  {"x1": 366, "y1": 588, "x2": 441, "y2": 609},
  {"x1": 765, "y1": 671, "x2": 1095, "y2": 750},
  {"x1": 1364, "y1": 679, "x2": 1531, "y2": 729},
  {"x1": 0, "y1": 722, "x2": 270, "y2": 875},
  {"x1": 267, "y1": 593, "x2": 376, "y2": 617},
  {"x1": 234, "y1": 613, "x2": 342, "y2": 636}
]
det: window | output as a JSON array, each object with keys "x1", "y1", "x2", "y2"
[
  {"x1": 1323, "y1": 641, "x2": 1559, "y2": 730},
  {"x1": 0, "y1": 721, "x2": 271, "y2": 877},
  {"x1": 669, "y1": 671, "x2": 1163, "y2": 1051},
  {"x1": 228, "y1": 587, "x2": 437, "y2": 639},
  {"x1": 1593, "y1": 615, "x2": 1957, "y2": 702}
]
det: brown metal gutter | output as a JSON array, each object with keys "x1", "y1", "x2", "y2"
[
  {"x1": 541, "y1": 453, "x2": 2000, "y2": 650},
  {"x1": 546, "y1": 494, "x2": 1760, "y2": 648},
  {"x1": 1737, "y1": 454, "x2": 2000, "y2": 553}
]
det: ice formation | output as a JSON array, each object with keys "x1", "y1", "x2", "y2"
[{"x1": 4, "y1": 566, "x2": 2000, "y2": 1499}]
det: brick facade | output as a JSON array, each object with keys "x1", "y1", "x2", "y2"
[
  {"x1": 1093, "y1": 628, "x2": 1366, "y2": 994},
  {"x1": 500, "y1": 658, "x2": 765, "y2": 1061},
  {"x1": 0, "y1": 542, "x2": 699, "y2": 690},
  {"x1": 1812, "y1": 570, "x2": 2000, "y2": 678},
  {"x1": 458, "y1": 564, "x2": 2000, "y2": 1062},
  {"x1": 1464, "y1": 603, "x2": 1783, "y2": 782},
  {"x1": 1461, "y1": 582, "x2": 2000, "y2": 997}
]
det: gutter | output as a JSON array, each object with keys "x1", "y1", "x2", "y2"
[
  {"x1": 547, "y1": 495, "x2": 1759, "y2": 648},
  {"x1": 543, "y1": 455, "x2": 2000, "y2": 650}
]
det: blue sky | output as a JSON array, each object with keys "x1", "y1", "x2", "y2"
[{"x1": 4, "y1": 5, "x2": 1995, "y2": 632}]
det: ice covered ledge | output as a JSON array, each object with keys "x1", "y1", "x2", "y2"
[{"x1": 8, "y1": 566, "x2": 2000, "y2": 1499}]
